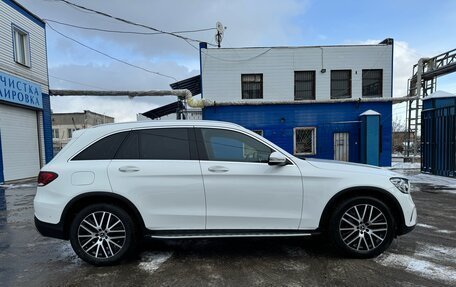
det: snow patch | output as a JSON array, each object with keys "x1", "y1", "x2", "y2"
[
  {"x1": 389, "y1": 162, "x2": 421, "y2": 170},
  {"x1": 0, "y1": 183, "x2": 36, "y2": 189},
  {"x1": 138, "y1": 251, "x2": 172, "y2": 273},
  {"x1": 416, "y1": 223, "x2": 436, "y2": 229},
  {"x1": 415, "y1": 244, "x2": 456, "y2": 262},
  {"x1": 436, "y1": 229, "x2": 455, "y2": 234},
  {"x1": 376, "y1": 253, "x2": 456, "y2": 283},
  {"x1": 407, "y1": 173, "x2": 456, "y2": 188}
]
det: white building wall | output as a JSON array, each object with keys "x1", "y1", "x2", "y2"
[
  {"x1": 201, "y1": 44, "x2": 392, "y2": 102},
  {"x1": 0, "y1": 0, "x2": 49, "y2": 94}
]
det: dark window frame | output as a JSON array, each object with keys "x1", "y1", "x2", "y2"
[
  {"x1": 330, "y1": 70, "x2": 352, "y2": 99},
  {"x1": 362, "y1": 69, "x2": 383, "y2": 98},
  {"x1": 294, "y1": 71, "x2": 316, "y2": 100},
  {"x1": 241, "y1": 74, "x2": 263, "y2": 99}
]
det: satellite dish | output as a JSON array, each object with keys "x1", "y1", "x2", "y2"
[{"x1": 216, "y1": 21, "x2": 224, "y2": 34}]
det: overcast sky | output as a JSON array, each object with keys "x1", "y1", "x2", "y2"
[{"x1": 17, "y1": 0, "x2": 456, "y2": 122}]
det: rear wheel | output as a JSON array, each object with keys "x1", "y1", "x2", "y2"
[
  {"x1": 69, "y1": 204, "x2": 137, "y2": 266},
  {"x1": 328, "y1": 197, "x2": 395, "y2": 258}
]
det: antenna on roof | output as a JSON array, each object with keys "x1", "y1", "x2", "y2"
[{"x1": 215, "y1": 21, "x2": 225, "y2": 48}]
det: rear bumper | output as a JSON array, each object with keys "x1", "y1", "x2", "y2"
[{"x1": 34, "y1": 216, "x2": 66, "y2": 240}]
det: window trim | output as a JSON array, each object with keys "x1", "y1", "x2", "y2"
[
  {"x1": 294, "y1": 70, "x2": 316, "y2": 100},
  {"x1": 362, "y1": 69, "x2": 383, "y2": 98},
  {"x1": 252, "y1": 129, "x2": 264, "y2": 136},
  {"x1": 330, "y1": 70, "x2": 352, "y2": 99},
  {"x1": 11, "y1": 24, "x2": 31, "y2": 68},
  {"x1": 241, "y1": 73, "x2": 263, "y2": 99},
  {"x1": 293, "y1": 127, "x2": 317, "y2": 156}
]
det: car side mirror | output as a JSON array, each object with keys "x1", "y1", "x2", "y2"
[{"x1": 268, "y1": 151, "x2": 288, "y2": 166}]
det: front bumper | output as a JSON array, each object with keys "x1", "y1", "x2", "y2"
[{"x1": 34, "y1": 216, "x2": 66, "y2": 240}]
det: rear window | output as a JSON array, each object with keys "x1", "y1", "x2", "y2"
[
  {"x1": 115, "y1": 128, "x2": 191, "y2": 160},
  {"x1": 72, "y1": 132, "x2": 129, "y2": 161}
]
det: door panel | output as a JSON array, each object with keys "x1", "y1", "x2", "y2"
[
  {"x1": 334, "y1": 132, "x2": 349, "y2": 161},
  {"x1": 107, "y1": 128, "x2": 205, "y2": 230},
  {"x1": 201, "y1": 161, "x2": 303, "y2": 229},
  {"x1": 108, "y1": 160, "x2": 205, "y2": 230},
  {"x1": 197, "y1": 128, "x2": 303, "y2": 230}
]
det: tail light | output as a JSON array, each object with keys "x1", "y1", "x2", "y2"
[{"x1": 37, "y1": 171, "x2": 58, "y2": 186}]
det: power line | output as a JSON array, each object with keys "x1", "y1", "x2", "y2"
[
  {"x1": 44, "y1": 19, "x2": 216, "y2": 36},
  {"x1": 46, "y1": 22, "x2": 178, "y2": 81},
  {"x1": 49, "y1": 75, "x2": 106, "y2": 90},
  {"x1": 56, "y1": 0, "x2": 217, "y2": 47}
]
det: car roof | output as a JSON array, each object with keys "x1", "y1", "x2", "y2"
[{"x1": 88, "y1": 120, "x2": 244, "y2": 131}]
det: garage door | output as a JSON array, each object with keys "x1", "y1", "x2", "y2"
[{"x1": 0, "y1": 104, "x2": 40, "y2": 181}]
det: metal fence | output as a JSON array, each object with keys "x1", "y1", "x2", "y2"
[{"x1": 421, "y1": 105, "x2": 456, "y2": 177}]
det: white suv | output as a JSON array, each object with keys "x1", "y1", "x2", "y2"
[{"x1": 34, "y1": 121, "x2": 416, "y2": 265}]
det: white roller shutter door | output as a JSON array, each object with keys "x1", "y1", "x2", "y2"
[{"x1": 0, "y1": 104, "x2": 40, "y2": 181}]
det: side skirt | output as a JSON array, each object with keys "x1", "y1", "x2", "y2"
[{"x1": 145, "y1": 229, "x2": 320, "y2": 239}]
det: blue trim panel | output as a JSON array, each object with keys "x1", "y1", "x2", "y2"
[
  {"x1": 0, "y1": 130, "x2": 4, "y2": 183},
  {"x1": 3, "y1": 0, "x2": 45, "y2": 28},
  {"x1": 41, "y1": 93, "x2": 53, "y2": 163},
  {"x1": 202, "y1": 102, "x2": 392, "y2": 166}
]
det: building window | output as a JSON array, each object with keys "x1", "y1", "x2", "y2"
[
  {"x1": 331, "y1": 70, "x2": 351, "y2": 99},
  {"x1": 294, "y1": 127, "x2": 316, "y2": 155},
  {"x1": 52, "y1": 129, "x2": 59, "y2": 139},
  {"x1": 67, "y1": 129, "x2": 74, "y2": 138},
  {"x1": 362, "y1": 69, "x2": 383, "y2": 97},
  {"x1": 12, "y1": 25, "x2": 30, "y2": 67},
  {"x1": 241, "y1": 74, "x2": 263, "y2": 99},
  {"x1": 294, "y1": 71, "x2": 315, "y2": 100},
  {"x1": 252, "y1": 130, "x2": 263, "y2": 136}
]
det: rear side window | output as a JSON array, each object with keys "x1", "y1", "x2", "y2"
[
  {"x1": 115, "y1": 128, "x2": 192, "y2": 160},
  {"x1": 72, "y1": 132, "x2": 129, "y2": 160}
]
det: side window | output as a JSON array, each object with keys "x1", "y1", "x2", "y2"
[
  {"x1": 72, "y1": 132, "x2": 129, "y2": 160},
  {"x1": 115, "y1": 128, "x2": 191, "y2": 160},
  {"x1": 199, "y1": 129, "x2": 272, "y2": 163}
]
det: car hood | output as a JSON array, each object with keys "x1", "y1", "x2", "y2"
[{"x1": 303, "y1": 158, "x2": 401, "y2": 178}]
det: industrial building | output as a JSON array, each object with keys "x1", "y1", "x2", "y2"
[
  {"x1": 52, "y1": 110, "x2": 114, "y2": 153},
  {"x1": 0, "y1": 0, "x2": 52, "y2": 183},
  {"x1": 198, "y1": 40, "x2": 394, "y2": 166}
]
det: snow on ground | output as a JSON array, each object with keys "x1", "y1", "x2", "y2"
[
  {"x1": 0, "y1": 183, "x2": 36, "y2": 189},
  {"x1": 138, "y1": 251, "x2": 173, "y2": 273},
  {"x1": 389, "y1": 162, "x2": 421, "y2": 170},
  {"x1": 407, "y1": 173, "x2": 456, "y2": 188},
  {"x1": 376, "y1": 244, "x2": 456, "y2": 283}
]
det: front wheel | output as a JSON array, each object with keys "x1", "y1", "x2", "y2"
[
  {"x1": 328, "y1": 197, "x2": 395, "y2": 258},
  {"x1": 69, "y1": 204, "x2": 137, "y2": 266}
]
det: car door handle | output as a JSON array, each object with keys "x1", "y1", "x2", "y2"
[
  {"x1": 118, "y1": 166, "x2": 140, "y2": 173},
  {"x1": 208, "y1": 166, "x2": 229, "y2": 173}
]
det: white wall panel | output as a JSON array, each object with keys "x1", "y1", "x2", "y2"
[{"x1": 201, "y1": 44, "x2": 393, "y2": 103}]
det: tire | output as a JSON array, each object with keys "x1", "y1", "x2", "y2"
[
  {"x1": 328, "y1": 196, "x2": 395, "y2": 258},
  {"x1": 69, "y1": 204, "x2": 137, "y2": 266}
]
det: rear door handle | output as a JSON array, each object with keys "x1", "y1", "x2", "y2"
[
  {"x1": 119, "y1": 166, "x2": 140, "y2": 173},
  {"x1": 208, "y1": 166, "x2": 229, "y2": 173}
]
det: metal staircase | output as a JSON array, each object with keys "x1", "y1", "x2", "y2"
[{"x1": 405, "y1": 48, "x2": 456, "y2": 160}]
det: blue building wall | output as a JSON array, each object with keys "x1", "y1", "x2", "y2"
[
  {"x1": 203, "y1": 102, "x2": 392, "y2": 166},
  {"x1": 42, "y1": 93, "x2": 53, "y2": 163}
]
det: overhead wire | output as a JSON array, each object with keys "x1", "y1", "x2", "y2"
[
  {"x1": 46, "y1": 22, "x2": 178, "y2": 81},
  {"x1": 43, "y1": 19, "x2": 216, "y2": 36},
  {"x1": 56, "y1": 0, "x2": 217, "y2": 47}
]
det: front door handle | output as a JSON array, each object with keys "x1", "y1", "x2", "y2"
[
  {"x1": 208, "y1": 166, "x2": 229, "y2": 173},
  {"x1": 119, "y1": 166, "x2": 140, "y2": 173}
]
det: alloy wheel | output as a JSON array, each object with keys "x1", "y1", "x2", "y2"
[
  {"x1": 77, "y1": 211, "x2": 126, "y2": 259},
  {"x1": 339, "y1": 204, "x2": 388, "y2": 251}
]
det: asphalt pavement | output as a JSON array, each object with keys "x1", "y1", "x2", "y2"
[{"x1": 0, "y1": 169, "x2": 455, "y2": 287}]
